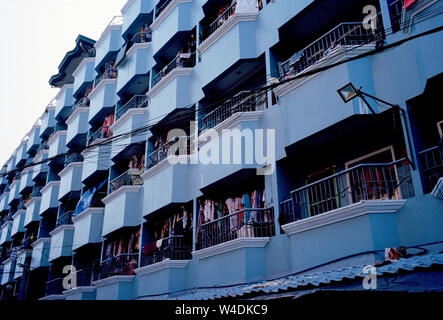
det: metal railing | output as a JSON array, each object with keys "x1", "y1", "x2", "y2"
[
  {"x1": 109, "y1": 169, "x2": 144, "y2": 194},
  {"x1": 281, "y1": 21, "x2": 381, "y2": 79},
  {"x1": 94, "y1": 67, "x2": 118, "y2": 87},
  {"x1": 96, "y1": 253, "x2": 139, "y2": 280},
  {"x1": 200, "y1": 91, "x2": 268, "y2": 132},
  {"x1": 88, "y1": 125, "x2": 112, "y2": 146},
  {"x1": 196, "y1": 208, "x2": 275, "y2": 250},
  {"x1": 131, "y1": 31, "x2": 152, "y2": 44},
  {"x1": 279, "y1": 160, "x2": 412, "y2": 224},
  {"x1": 37, "y1": 142, "x2": 49, "y2": 153},
  {"x1": 116, "y1": 95, "x2": 149, "y2": 120},
  {"x1": 388, "y1": 0, "x2": 404, "y2": 33},
  {"x1": 45, "y1": 277, "x2": 65, "y2": 296},
  {"x1": 155, "y1": 0, "x2": 173, "y2": 19},
  {"x1": 152, "y1": 52, "x2": 196, "y2": 87},
  {"x1": 17, "y1": 199, "x2": 27, "y2": 211},
  {"x1": 70, "y1": 267, "x2": 99, "y2": 287},
  {"x1": 71, "y1": 97, "x2": 91, "y2": 114},
  {"x1": 147, "y1": 136, "x2": 191, "y2": 169},
  {"x1": 200, "y1": 1, "x2": 237, "y2": 43},
  {"x1": 142, "y1": 235, "x2": 192, "y2": 267},
  {"x1": 56, "y1": 210, "x2": 74, "y2": 227},
  {"x1": 419, "y1": 145, "x2": 443, "y2": 193},
  {"x1": 64, "y1": 152, "x2": 84, "y2": 166}
]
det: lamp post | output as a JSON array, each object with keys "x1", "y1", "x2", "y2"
[{"x1": 337, "y1": 82, "x2": 416, "y2": 170}]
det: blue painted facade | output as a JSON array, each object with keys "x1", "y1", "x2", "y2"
[{"x1": 0, "y1": 0, "x2": 442, "y2": 300}]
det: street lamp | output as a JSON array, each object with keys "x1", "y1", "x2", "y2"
[{"x1": 337, "y1": 82, "x2": 416, "y2": 170}]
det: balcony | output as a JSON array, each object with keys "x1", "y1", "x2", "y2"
[
  {"x1": 11, "y1": 208, "x2": 26, "y2": 237},
  {"x1": 54, "y1": 85, "x2": 75, "y2": 121},
  {"x1": 59, "y1": 159, "x2": 83, "y2": 201},
  {"x1": 0, "y1": 192, "x2": 9, "y2": 212},
  {"x1": 116, "y1": 34, "x2": 151, "y2": 97},
  {"x1": 116, "y1": 95, "x2": 149, "y2": 120},
  {"x1": 49, "y1": 222, "x2": 75, "y2": 262},
  {"x1": 24, "y1": 195, "x2": 42, "y2": 227},
  {"x1": 94, "y1": 16, "x2": 123, "y2": 71},
  {"x1": 19, "y1": 167, "x2": 34, "y2": 195},
  {"x1": 135, "y1": 235, "x2": 190, "y2": 297},
  {"x1": 197, "y1": 1, "x2": 259, "y2": 87},
  {"x1": 121, "y1": 0, "x2": 153, "y2": 40},
  {"x1": 92, "y1": 253, "x2": 137, "y2": 300},
  {"x1": 0, "y1": 220, "x2": 12, "y2": 245},
  {"x1": 8, "y1": 178, "x2": 21, "y2": 206},
  {"x1": 26, "y1": 122, "x2": 41, "y2": 154},
  {"x1": 279, "y1": 160, "x2": 410, "y2": 233},
  {"x1": 16, "y1": 140, "x2": 29, "y2": 168},
  {"x1": 39, "y1": 104, "x2": 56, "y2": 140},
  {"x1": 32, "y1": 148, "x2": 49, "y2": 182},
  {"x1": 88, "y1": 70, "x2": 118, "y2": 123},
  {"x1": 43, "y1": 278, "x2": 66, "y2": 300},
  {"x1": 39, "y1": 181, "x2": 61, "y2": 216},
  {"x1": 1, "y1": 257, "x2": 16, "y2": 285},
  {"x1": 418, "y1": 145, "x2": 443, "y2": 194},
  {"x1": 73, "y1": 57, "x2": 96, "y2": 99},
  {"x1": 47, "y1": 130, "x2": 67, "y2": 159},
  {"x1": 102, "y1": 171, "x2": 143, "y2": 236},
  {"x1": 151, "y1": 0, "x2": 193, "y2": 55},
  {"x1": 149, "y1": 52, "x2": 195, "y2": 101},
  {"x1": 81, "y1": 143, "x2": 112, "y2": 185},
  {"x1": 30, "y1": 237, "x2": 51, "y2": 269},
  {"x1": 14, "y1": 249, "x2": 32, "y2": 280},
  {"x1": 63, "y1": 268, "x2": 97, "y2": 300},
  {"x1": 66, "y1": 98, "x2": 90, "y2": 147},
  {"x1": 72, "y1": 204, "x2": 105, "y2": 251}
]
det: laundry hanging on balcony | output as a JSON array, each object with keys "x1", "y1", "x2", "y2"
[{"x1": 72, "y1": 179, "x2": 108, "y2": 217}]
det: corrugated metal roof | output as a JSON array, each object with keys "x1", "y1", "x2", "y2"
[{"x1": 173, "y1": 251, "x2": 443, "y2": 300}]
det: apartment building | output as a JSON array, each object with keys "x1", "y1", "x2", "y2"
[{"x1": 0, "y1": 0, "x2": 442, "y2": 300}]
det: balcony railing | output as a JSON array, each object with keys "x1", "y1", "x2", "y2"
[
  {"x1": 37, "y1": 142, "x2": 49, "y2": 154},
  {"x1": 196, "y1": 208, "x2": 275, "y2": 250},
  {"x1": 96, "y1": 253, "x2": 139, "y2": 280},
  {"x1": 280, "y1": 21, "x2": 381, "y2": 80},
  {"x1": 56, "y1": 210, "x2": 74, "y2": 227},
  {"x1": 109, "y1": 169, "x2": 143, "y2": 194},
  {"x1": 152, "y1": 52, "x2": 196, "y2": 87},
  {"x1": 130, "y1": 31, "x2": 152, "y2": 44},
  {"x1": 147, "y1": 136, "x2": 191, "y2": 169},
  {"x1": 200, "y1": 1, "x2": 237, "y2": 43},
  {"x1": 419, "y1": 145, "x2": 443, "y2": 193},
  {"x1": 70, "y1": 267, "x2": 99, "y2": 287},
  {"x1": 155, "y1": 0, "x2": 173, "y2": 19},
  {"x1": 67, "y1": 97, "x2": 91, "y2": 119},
  {"x1": 116, "y1": 95, "x2": 149, "y2": 120},
  {"x1": 142, "y1": 235, "x2": 191, "y2": 267},
  {"x1": 87, "y1": 126, "x2": 112, "y2": 146},
  {"x1": 21, "y1": 236, "x2": 35, "y2": 250},
  {"x1": 279, "y1": 160, "x2": 411, "y2": 225},
  {"x1": 45, "y1": 277, "x2": 65, "y2": 296},
  {"x1": 94, "y1": 67, "x2": 118, "y2": 88},
  {"x1": 200, "y1": 91, "x2": 268, "y2": 132},
  {"x1": 64, "y1": 153, "x2": 84, "y2": 166}
]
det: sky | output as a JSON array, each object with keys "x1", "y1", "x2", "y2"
[{"x1": 0, "y1": 0, "x2": 125, "y2": 167}]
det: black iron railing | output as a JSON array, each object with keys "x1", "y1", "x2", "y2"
[
  {"x1": 147, "y1": 136, "x2": 191, "y2": 169},
  {"x1": 200, "y1": 2, "x2": 237, "y2": 43},
  {"x1": 155, "y1": 0, "x2": 173, "y2": 19},
  {"x1": 88, "y1": 126, "x2": 112, "y2": 146},
  {"x1": 96, "y1": 253, "x2": 139, "y2": 280},
  {"x1": 280, "y1": 21, "x2": 382, "y2": 80},
  {"x1": 419, "y1": 145, "x2": 443, "y2": 193},
  {"x1": 142, "y1": 235, "x2": 191, "y2": 267},
  {"x1": 279, "y1": 160, "x2": 412, "y2": 224},
  {"x1": 109, "y1": 169, "x2": 144, "y2": 194},
  {"x1": 45, "y1": 277, "x2": 65, "y2": 296},
  {"x1": 131, "y1": 31, "x2": 152, "y2": 44},
  {"x1": 200, "y1": 91, "x2": 268, "y2": 132},
  {"x1": 196, "y1": 208, "x2": 275, "y2": 250},
  {"x1": 64, "y1": 153, "x2": 84, "y2": 166},
  {"x1": 116, "y1": 95, "x2": 149, "y2": 120},
  {"x1": 56, "y1": 211, "x2": 74, "y2": 227},
  {"x1": 152, "y1": 52, "x2": 196, "y2": 87},
  {"x1": 94, "y1": 67, "x2": 118, "y2": 88}
]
